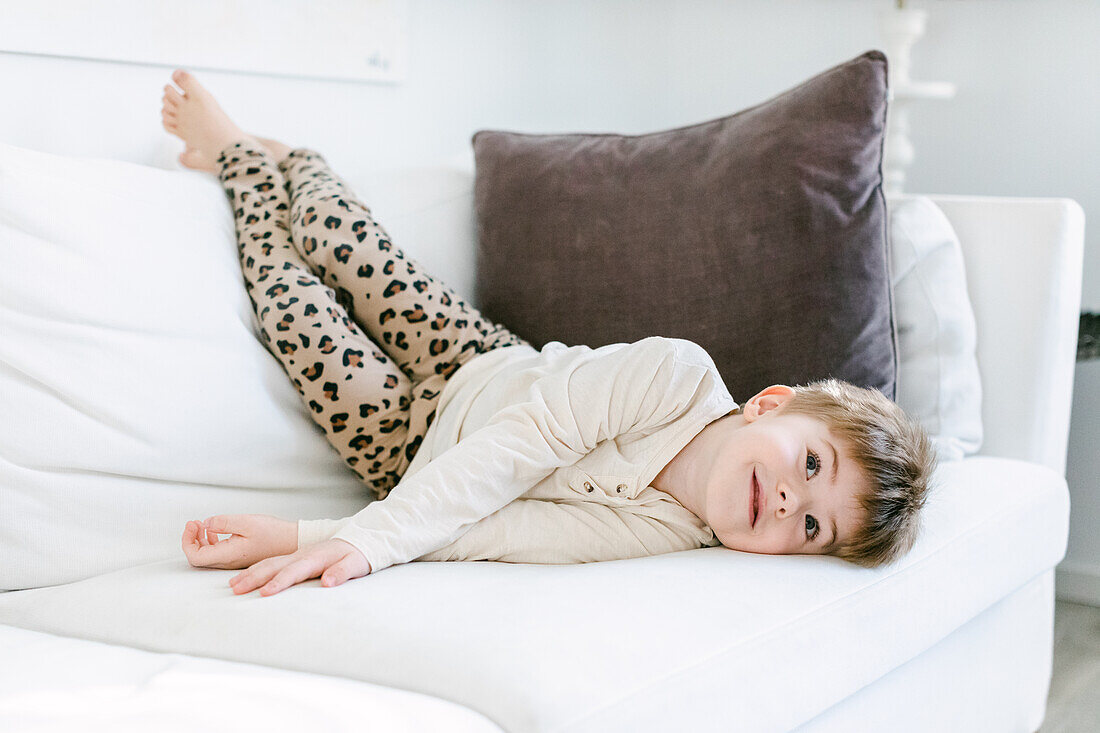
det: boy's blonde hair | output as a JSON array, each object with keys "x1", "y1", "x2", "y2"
[{"x1": 779, "y1": 378, "x2": 935, "y2": 568}]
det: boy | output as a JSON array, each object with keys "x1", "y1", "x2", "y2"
[{"x1": 164, "y1": 70, "x2": 933, "y2": 597}]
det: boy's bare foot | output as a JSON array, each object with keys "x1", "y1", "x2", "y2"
[{"x1": 160, "y1": 69, "x2": 262, "y2": 172}]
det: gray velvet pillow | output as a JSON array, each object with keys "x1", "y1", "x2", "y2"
[{"x1": 473, "y1": 50, "x2": 896, "y2": 401}]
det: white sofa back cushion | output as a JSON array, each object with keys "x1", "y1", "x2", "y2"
[
  {"x1": 0, "y1": 143, "x2": 372, "y2": 590},
  {"x1": 888, "y1": 195, "x2": 983, "y2": 462}
]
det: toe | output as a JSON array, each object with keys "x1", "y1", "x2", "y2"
[
  {"x1": 163, "y1": 85, "x2": 183, "y2": 106},
  {"x1": 172, "y1": 69, "x2": 196, "y2": 92}
]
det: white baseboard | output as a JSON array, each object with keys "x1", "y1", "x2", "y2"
[{"x1": 1055, "y1": 562, "x2": 1100, "y2": 606}]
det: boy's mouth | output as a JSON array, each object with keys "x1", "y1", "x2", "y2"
[{"x1": 751, "y1": 469, "x2": 760, "y2": 529}]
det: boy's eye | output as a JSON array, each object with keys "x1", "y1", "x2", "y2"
[
  {"x1": 805, "y1": 514, "x2": 819, "y2": 540},
  {"x1": 806, "y1": 449, "x2": 820, "y2": 480}
]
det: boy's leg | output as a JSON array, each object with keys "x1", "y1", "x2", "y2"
[
  {"x1": 276, "y1": 149, "x2": 528, "y2": 392},
  {"x1": 217, "y1": 142, "x2": 416, "y2": 498}
]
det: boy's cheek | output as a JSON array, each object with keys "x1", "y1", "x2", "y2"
[{"x1": 737, "y1": 531, "x2": 797, "y2": 556}]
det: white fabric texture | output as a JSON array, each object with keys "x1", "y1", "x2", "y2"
[
  {"x1": 0, "y1": 625, "x2": 504, "y2": 733},
  {"x1": 888, "y1": 195, "x2": 982, "y2": 462},
  {"x1": 0, "y1": 142, "x2": 371, "y2": 590},
  {"x1": 0, "y1": 456, "x2": 1070, "y2": 733},
  {"x1": 299, "y1": 337, "x2": 731, "y2": 571},
  {"x1": 0, "y1": 575, "x2": 1055, "y2": 733},
  {"x1": 929, "y1": 196, "x2": 1084, "y2": 476},
  {"x1": 792, "y1": 571, "x2": 1054, "y2": 733},
  {"x1": 792, "y1": 572, "x2": 1056, "y2": 730}
]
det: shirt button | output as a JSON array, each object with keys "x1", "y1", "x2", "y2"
[
  {"x1": 584, "y1": 482, "x2": 594, "y2": 492},
  {"x1": 616, "y1": 484, "x2": 626, "y2": 493}
]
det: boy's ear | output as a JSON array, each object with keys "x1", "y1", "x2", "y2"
[{"x1": 742, "y1": 385, "x2": 796, "y2": 422}]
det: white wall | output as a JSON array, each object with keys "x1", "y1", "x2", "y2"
[{"x1": 1, "y1": 0, "x2": 1097, "y2": 599}]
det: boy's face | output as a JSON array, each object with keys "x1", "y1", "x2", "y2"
[{"x1": 704, "y1": 387, "x2": 867, "y2": 556}]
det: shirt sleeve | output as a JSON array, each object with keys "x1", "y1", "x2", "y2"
[
  {"x1": 298, "y1": 518, "x2": 350, "y2": 549},
  {"x1": 313, "y1": 337, "x2": 719, "y2": 574},
  {"x1": 414, "y1": 498, "x2": 716, "y2": 564}
]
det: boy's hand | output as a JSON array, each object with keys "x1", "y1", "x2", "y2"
[
  {"x1": 227, "y1": 539, "x2": 372, "y2": 597},
  {"x1": 181, "y1": 514, "x2": 297, "y2": 570}
]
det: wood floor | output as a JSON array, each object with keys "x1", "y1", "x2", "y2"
[{"x1": 1039, "y1": 601, "x2": 1100, "y2": 732}]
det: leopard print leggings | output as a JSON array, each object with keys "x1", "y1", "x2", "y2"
[{"x1": 217, "y1": 142, "x2": 528, "y2": 500}]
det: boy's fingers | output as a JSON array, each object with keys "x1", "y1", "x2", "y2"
[
  {"x1": 204, "y1": 515, "x2": 244, "y2": 536},
  {"x1": 260, "y1": 562, "x2": 312, "y2": 596},
  {"x1": 182, "y1": 522, "x2": 206, "y2": 565},
  {"x1": 322, "y1": 558, "x2": 348, "y2": 586},
  {"x1": 191, "y1": 521, "x2": 209, "y2": 547},
  {"x1": 183, "y1": 520, "x2": 204, "y2": 545},
  {"x1": 234, "y1": 556, "x2": 294, "y2": 595},
  {"x1": 191, "y1": 546, "x2": 218, "y2": 565},
  {"x1": 187, "y1": 536, "x2": 248, "y2": 569},
  {"x1": 322, "y1": 552, "x2": 363, "y2": 587},
  {"x1": 260, "y1": 551, "x2": 331, "y2": 596},
  {"x1": 204, "y1": 515, "x2": 228, "y2": 532}
]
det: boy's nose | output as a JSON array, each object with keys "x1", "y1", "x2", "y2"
[{"x1": 776, "y1": 481, "x2": 802, "y2": 515}]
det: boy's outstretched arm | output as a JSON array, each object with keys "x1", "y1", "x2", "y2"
[{"x1": 181, "y1": 514, "x2": 298, "y2": 570}]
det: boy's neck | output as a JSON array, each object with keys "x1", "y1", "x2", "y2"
[{"x1": 651, "y1": 412, "x2": 745, "y2": 523}]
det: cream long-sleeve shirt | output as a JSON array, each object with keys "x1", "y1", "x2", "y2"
[{"x1": 297, "y1": 336, "x2": 738, "y2": 571}]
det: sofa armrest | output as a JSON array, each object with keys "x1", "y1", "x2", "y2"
[{"x1": 927, "y1": 195, "x2": 1084, "y2": 475}]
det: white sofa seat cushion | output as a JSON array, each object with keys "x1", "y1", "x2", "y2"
[
  {"x1": 0, "y1": 625, "x2": 504, "y2": 732},
  {"x1": 0, "y1": 456, "x2": 1069, "y2": 733}
]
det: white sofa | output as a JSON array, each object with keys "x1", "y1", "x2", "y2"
[
  {"x1": 0, "y1": 50, "x2": 1086, "y2": 733},
  {"x1": 0, "y1": 135, "x2": 1084, "y2": 732}
]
